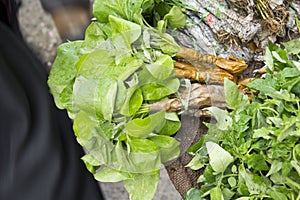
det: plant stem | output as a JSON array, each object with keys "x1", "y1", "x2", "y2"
[
  {"x1": 222, "y1": 173, "x2": 238, "y2": 179},
  {"x1": 286, "y1": 177, "x2": 300, "y2": 190},
  {"x1": 259, "y1": 106, "x2": 279, "y2": 115},
  {"x1": 256, "y1": 3, "x2": 265, "y2": 19}
]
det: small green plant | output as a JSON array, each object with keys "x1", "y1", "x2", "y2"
[{"x1": 185, "y1": 39, "x2": 300, "y2": 200}]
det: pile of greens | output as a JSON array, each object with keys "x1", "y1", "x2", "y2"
[
  {"x1": 185, "y1": 39, "x2": 300, "y2": 200},
  {"x1": 48, "y1": 0, "x2": 188, "y2": 199},
  {"x1": 48, "y1": 0, "x2": 300, "y2": 199}
]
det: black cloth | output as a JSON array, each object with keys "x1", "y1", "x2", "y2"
[
  {"x1": 0, "y1": 0, "x2": 21, "y2": 35},
  {"x1": 0, "y1": 21, "x2": 104, "y2": 200}
]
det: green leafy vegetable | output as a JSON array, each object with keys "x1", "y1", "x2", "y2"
[
  {"x1": 93, "y1": 0, "x2": 144, "y2": 24},
  {"x1": 48, "y1": 41, "x2": 83, "y2": 115},
  {"x1": 283, "y1": 38, "x2": 300, "y2": 55},
  {"x1": 149, "y1": 135, "x2": 180, "y2": 162},
  {"x1": 124, "y1": 111, "x2": 165, "y2": 138},
  {"x1": 48, "y1": 0, "x2": 186, "y2": 199},
  {"x1": 206, "y1": 142, "x2": 234, "y2": 174},
  {"x1": 185, "y1": 188, "x2": 204, "y2": 200},
  {"x1": 210, "y1": 187, "x2": 223, "y2": 200},
  {"x1": 186, "y1": 39, "x2": 300, "y2": 200},
  {"x1": 164, "y1": 6, "x2": 186, "y2": 28},
  {"x1": 158, "y1": 112, "x2": 181, "y2": 135},
  {"x1": 94, "y1": 167, "x2": 134, "y2": 182},
  {"x1": 145, "y1": 54, "x2": 174, "y2": 81},
  {"x1": 123, "y1": 171, "x2": 160, "y2": 200}
]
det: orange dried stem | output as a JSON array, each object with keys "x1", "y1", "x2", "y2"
[{"x1": 176, "y1": 46, "x2": 248, "y2": 75}]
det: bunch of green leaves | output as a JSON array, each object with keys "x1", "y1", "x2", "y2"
[
  {"x1": 185, "y1": 39, "x2": 300, "y2": 200},
  {"x1": 92, "y1": 0, "x2": 186, "y2": 28},
  {"x1": 47, "y1": 0, "x2": 187, "y2": 199}
]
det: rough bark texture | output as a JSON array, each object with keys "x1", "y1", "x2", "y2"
[{"x1": 165, "y1": 116, "x2": 210, "y2": 197}]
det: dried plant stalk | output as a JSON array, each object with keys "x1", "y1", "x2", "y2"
[
  {"x1": 175, "y1": 61, "x2": 237, "y2": 84},
  {"x1": 148, "y1": 84, "x2": 226, "y2": 113},
  {"x1": 238, "y1": 77, "x2": 259, "y2": 99},
  {"x1": 176, "y1": 46, "x2": 248, "y2": 75}
]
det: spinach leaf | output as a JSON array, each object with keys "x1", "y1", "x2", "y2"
[
  {"x1": 80, "y1": 22, "x2": 107, "y2": 54},
  {"x1": 48, "y1": 41, "x2": 83, "y2": 112},
  {"x1": 124, "y1": 111, "x2": 165, "y2": 138},
  {"x1": 149, "y1": 135, "x2": 180, "y2": 162},
  {"x1": 283, "y1": 38, "x2": 300, "y2": 55},
  {"x1": 145, "y1": 54, "x2": 174, "y2": 81},
  {"x1": 93, "y1": 0, "x2": 144, "y2": 24},
  {"x1": 119, "y1": 87, "x2": 144, "y2": 117},
  {"x1": 185, "y1": 188, "x2": 204, "y2": 200},
  {"x1": 158, "y1": 112, "x2": 181, "y2": 135},
  {"x1": 48, "y1": 0, "x2": 185, "y2": 199},
  {"x1": 127, "y1": 138, "x2": 161, "y2": 173},
  {"x1": 210, "y1": 187, "x2": 223, "y2": 200},
  {"x1": 164, "y1": 6, "x2": 186, "y2": 28},
  {"x1": 73, "y1": 111, "x2": 114, "y2": 165},
  {"x1": 206, "y1": 142, "x2": 233, "y2": 174},
  {"x1": 123, "y1": 170, "x2": 160, "y2": 200},
  {"x1": 109, "y1": 15, "x2": 142, "y2": 62},
  {"x1": 94, "y1": 167, "x2": 135, "y2": 182},
  {"x1": 224, "y1": 77, "x2": 249, "y2": 110},
  {"x1": 72, "y1": 76, "x2": 118, "y2": 121},
  {"x1": 141, "y1": 78, "x2": 180, "y2": 100}
]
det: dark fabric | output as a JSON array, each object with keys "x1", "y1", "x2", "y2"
[
  {"x1": 0, "y1": 21, "x2": 104, "y2": 200},
  {"x1": 40, "y1": 0, "x2": 90, "y2": 12},
  {"x1": 0, "y1": 0, "x2": 21, "y2": 36}
]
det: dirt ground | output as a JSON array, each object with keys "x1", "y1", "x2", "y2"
[{"x1": 17, "y1": 0, "x2": 181, "y2": 199}]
